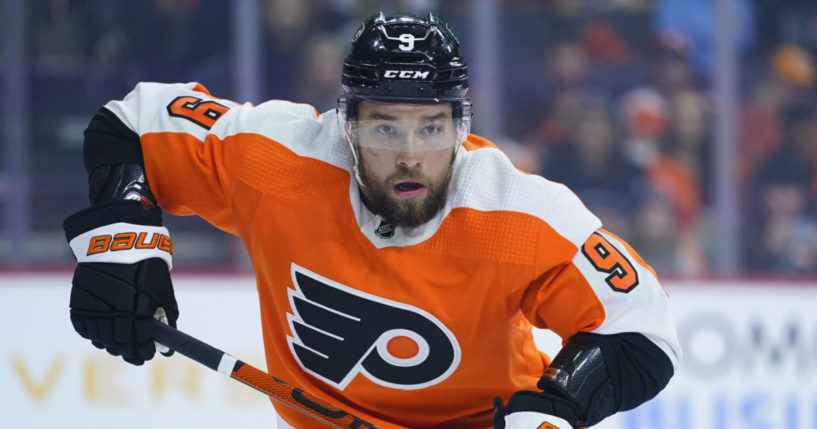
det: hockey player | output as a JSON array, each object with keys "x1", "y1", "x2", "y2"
[{"x1": 64, "y1": 12, "x2": 680, "y2": 429}]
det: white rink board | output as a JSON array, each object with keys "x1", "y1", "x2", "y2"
[
  {"x1": 0, "y1": 273, "x2": 275, "y2": 429},
  {"x1": 1, "y1": 273, "x2": 816, "y2": 429}
]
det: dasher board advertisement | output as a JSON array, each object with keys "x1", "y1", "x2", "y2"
[{"x1": 1, "y1": 273, "x2": 815, "y2": 429}]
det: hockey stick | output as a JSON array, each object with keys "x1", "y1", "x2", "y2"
[{"x1": 151, "y1": 320, "x2": 380, "y2": 429}]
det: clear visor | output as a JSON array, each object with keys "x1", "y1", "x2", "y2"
[{"x1": 344, "y1": 116, "x2": 470, "y2": 152}]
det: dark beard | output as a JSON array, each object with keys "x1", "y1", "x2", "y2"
[{"x1": 358, "y1": 158, "x2": 454, "y2": 228}]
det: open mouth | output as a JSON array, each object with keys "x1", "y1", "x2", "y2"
[{"x1": 393, "y1": 180, "x2": 426, "y2": 198}]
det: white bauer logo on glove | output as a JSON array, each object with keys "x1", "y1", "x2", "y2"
[
  {"x1": 69, "y1": 222, "x2": 173, "y2": 269},
  {"x1": 503, "y1": 411, "x2": 573, "y2": 429}
]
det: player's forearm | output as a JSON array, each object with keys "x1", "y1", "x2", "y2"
[
  {"x1": 495, "y1": 331, "x2": 674, "y2": 428},
  {"x1": 83, "y1": 107, "x2": 152, "y2": 201},
  {"x1": 538, "y1": 331, "x2": 674, "y2": 427},
  {"x1": 64, "y1": 104, "x2": 178, "y2": 366},
  {"x1": 84, "y1": 107, "x2": 144, "y2": 176}
]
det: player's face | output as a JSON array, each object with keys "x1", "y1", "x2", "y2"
[{"x1": 354, "y1": 101, "x2": 457, "y2": 227}]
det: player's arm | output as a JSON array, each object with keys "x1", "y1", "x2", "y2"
[
  {"x1": 63, "y1": 104, "x2": 180, "y2": 365},
  {"x1": 494, "y1": 331, "x2": 673, "y2": 428},
  {"x1": 495, "y1": 229, "x2": 681, "y2": 428},
  {"x1": 62, "y1": 81, "x2": 233, "y2": 365}
]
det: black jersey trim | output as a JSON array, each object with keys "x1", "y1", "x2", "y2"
[
  {"x1": 591, "y1": 332, "x2": 674, "y2": 412},
  {"x1": 538, "y1": 332, "x2": 674, "y2": 426},
  {"x1": 83, "y1": 107, "x2": 144, "y2": 175},
  {"x1": 63, "y1": 200, "x2": 164, "y2": 241}
]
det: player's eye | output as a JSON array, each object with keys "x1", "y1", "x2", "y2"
[
  {"x1": 421, "y1": 125, "x2": 442, "y2": 135},
  {"x1": 376, "y1": 125, "x2": 396, "y2": 136}
]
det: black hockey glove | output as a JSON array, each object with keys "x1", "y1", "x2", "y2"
[
  {"x1": 493, "y1": 390, "x2": 581, "y2": 429},
  {"x1": 64, "y1": 200, "x2": 178, "y2": 365}
]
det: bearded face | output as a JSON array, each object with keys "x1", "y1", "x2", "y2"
[{"x1": 352, "y1": 101, "x2": 459, "y2": 227}]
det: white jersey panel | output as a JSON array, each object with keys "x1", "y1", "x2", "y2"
[
  {"x1": 232, "y1": 105, "x2": 352, "y2": 171},
  {"x1": 572, "y1": 230, "x2": 682, "y2": 369},
  {"x1": 103, "y1": 82, "x2": 350, "y2": 171},
  {"x1": 450, "y1": 145, "x2": 602, "y2": 249},
  {"x1": 104, "y1": 82, "x2": 241, "y2": 139}
]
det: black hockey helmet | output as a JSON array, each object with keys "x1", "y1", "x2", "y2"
[
  {"x1": 339, "y1": 11, "x2": 470, "y2": 114},
  {"x1": 339, "y1": 12, "x2": 472, "y2": 185}
]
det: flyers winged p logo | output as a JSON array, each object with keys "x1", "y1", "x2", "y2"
[{"x1": 286, "y1": 264, "x2": 461, "y2": 390}]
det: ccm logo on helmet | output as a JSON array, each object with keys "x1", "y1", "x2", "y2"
[
  {"x1": 383, "y1": 70, "x2": 430, "y2": 79},
  {"x1": 287, "y1": 264, "x2": 461, "y2": 391},
  {"x1": 87, "y1": 232, "x2": 173, "y2": 256}
]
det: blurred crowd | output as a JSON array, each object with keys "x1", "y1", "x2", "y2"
[
  {"x1": 10, "y1": 0, "x2": 817, "y2": 274},
  {"x1": 488, "y1": 0, "x2": 817, "y2": 276}
]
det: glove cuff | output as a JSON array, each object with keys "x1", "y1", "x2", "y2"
[
  {"x1": 64, "y1": 200, "x2": 163, "y2": 240},
  {"x1": 504, "y1": 390, "x2": 582, "y2": 428},
  {"x1": 65, "y1": 201, "x2": 172, "y2": 269},
  {"x1": 503, "y1": 411, "x2": 573, "y2": 429}
]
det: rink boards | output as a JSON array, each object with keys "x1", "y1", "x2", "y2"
[{"x1": 1, "y1": 273, "x2": 816, "y2": 429}]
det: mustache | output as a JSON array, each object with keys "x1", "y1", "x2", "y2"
[{"x1": 386, "y1": 168, "x2": 431, "y2": 184}]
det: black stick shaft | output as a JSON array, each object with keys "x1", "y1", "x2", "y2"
[
  {"x1": 150, "y1": 320, "x2": 381, "y2": 429},
  {"x1": 152, "y1": 320, "x2": 225, "y2": 371}
]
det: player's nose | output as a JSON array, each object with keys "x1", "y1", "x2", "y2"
[
  {"x1": 394, "y1": 135, "x2": 423, "y2": 168},
  {"x1": 395, "y1": 150, "x2": 422, "y2": 169}
]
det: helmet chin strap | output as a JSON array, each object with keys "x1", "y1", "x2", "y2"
[
  {"x1": 351, "y1": 154, "x2": 366, "y2": 189},
  {"x1": 343, "y1": 122, "x2": 367, "y2": 188}
]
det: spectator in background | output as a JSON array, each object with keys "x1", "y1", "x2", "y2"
[
  {"x1": 514, "y1": 41, "x2": 593, "y2": 151},
  {"x1": 620, "y1": 86, "x2": 701, "y2": 226},
  {"x1": 619, "y1": 86, "x2": 670, "y2": 169},
  {"x1": 649, "y1": 37, "x2": 698, "y2": 96},
  {"x1": 746, "y1": 103, "x2": 817, "y2": 273},
  {"x1": 294, "y1": 35, "x2": 346, "y2": 112},
  {"x1": 666, "y1": 89, "x2": 713, "y2": 203},
  {"x1": 122, "y1": 0, "x2": 230, "y2": 88},
  {"x1": 771, "y1": 44, "x2": 816, "y2": 89},
  {"x1": 30, "y1": 0, "x2": 88, "y2": 76},
  {"x1": 494, "y1": 135, "x2": 543, "y2": 175},
  {"x1": 629, "y1": 191, "x2": 706, "y2": 275},
  {"x1": 781, "y1": 221, "x2": 817, "y2": 273},
  {"x1": 618, "y1": 86, "x2": 706, "y2": 273},
  {"x1": 541, "y1": 98, "x2": 644, "y2": 242},
  {"x1": 582, "y1": 18, "x2": 648, "y2": 99},
  {"x1": 739, "y1": 44, "x2": 815, "y2": 187},
  {"x1": 547, "y1": 41, "x2": 592, "y2": 92},
  {"x1": 748, "y1": 177, "x2": 817, "y2": 273},
  {"x1": 630, "y1": 193, "x2": 679, "y2": 272},
  {"x1": 755, "y1": 104, "x2": 817, "y2": 209},
  {"x1": 654, "y1": 0, "x2": 755, "y2": 79},
  {"x1": 262, "y1": 0, "x2": 316, "y2": 101}
]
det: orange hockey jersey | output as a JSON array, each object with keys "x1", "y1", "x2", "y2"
[{"x1": 102, "y1": 82, "x2": 681, "y2": 428}]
